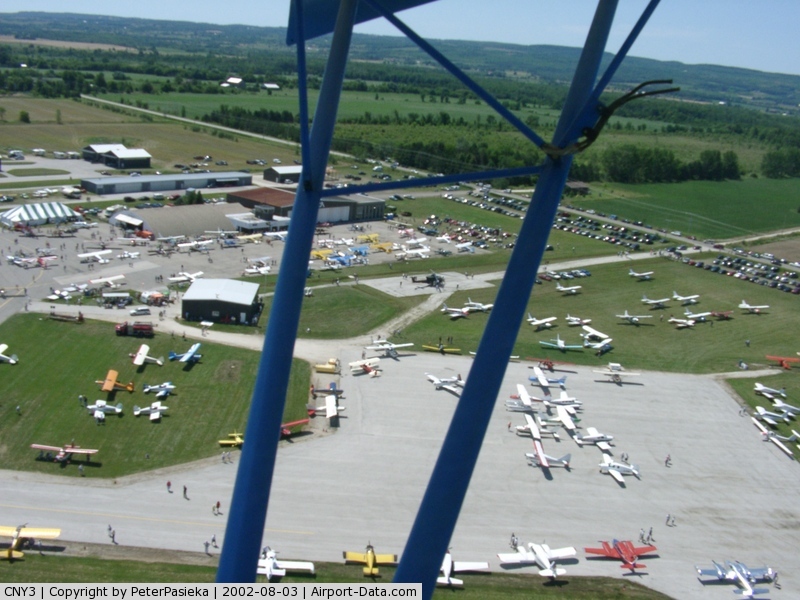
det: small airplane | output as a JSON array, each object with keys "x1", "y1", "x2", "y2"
[
  {"x1": 0, "y1": 524, "x2": 61, "y2": 561},
  {"x1": 599, "y1": 454, "x2": 640, "y2": 484},
  {"x1": 683, "y1": 308, "x2": 711, "y2": 322},
  {"x1": 46, "y1": 289, "x2": 72, "y2": 301},
  {"x1": 524, "y1": 436, "x2": 572, "y2": 470},
  {"x1": 349, "y1": 358, "x2": 381, "y2": 376},
  {"x1": 514, "y1": 411, "x2": 561, "y2": 439},
  {"x1": 565, "y1": 314, "x2": 591, "y2": 326},
  {"x1": 711, "y1": 310, "x2": 734, "y2": 320},
  {"x1": 555, "y1": 282, "x2": 582, "y2": 295},
  {"x1": 497, "y1": 541, "x2": 577, "y2": 578},
  {"x1": 426, "y1": 372, "x2": 465, "y2": 395},
  {"x1": 86, "y1": 399, "x2": 124, "y2": 422},
  {"x1": 629, "y1": 268, "x2": 654, "y2": 281},
  {"x1": 133, "y1": 401, "x2": 169, "y2": 421},
  {"x1": 130, "y1": 344, "x2": 164, "y2": 367},
  {"x1": 0, "y1": 343, "x2": 18, "y2": 365},
  {"x1": 343, "y1": 543, "x2": 398, "y2": 576},
  {"x1": 667, "y1": 316, "x2": 695, "y2": 329},
  {"x1": 754, "y1": 405, "x2": 792, "y2": 426},
  {"x1": 116, "y1": 251, "x2": 140, "y2": 260},
  {"x1": 539, "y1": 335, "x2": 583, "y2": 352},
  {"x1": 528, "y1": 365, "x2": 567, "y2": 391},
  {"x1": 739, "y1": 300, "x2": 769, "y2": 314},
  {"x1": 527, "y1": 314, "x2": 557, "y2": 331},
  {"x1": 616, "y1": 310, "x2": 652, "y2": 325},
  {"x1": 771, "y1": 399, "x2": 800, "y2": 416},
  {"x1": 257, "y1": 547, "x2": 315, "y2": 581},
  {"x1": 584, "y1": 539, "x2": 657, "y2": 572},
  {"x1": 765, "y1": 355, "x2": 800, "y2": 370},
  {"x1": 364, "y1": 340, "x2": 414, "y2": 359},
  {"x1": 580, "y1": 324, "x2": 610, "y2": 342},
  {"x1": 237, "y1": 233, "x2": 264, "y2": 244},
  {"x1": 672, "y1": 290, "x2": 700, "y2": 305},
  {"x1": 168, "y1": 271, "x2": 204, "y2": 284},
  {"x1": 464, "y1": 298, "x2": 493, "y2": 312},
  {"x1": 310, "y1": 382, "x2": 345, "y2": 400},
  {"x1": 311, "y1": 393, "x2": 345, "y2": 418},
  {"x1": 574, "y1": 427, "x2": 614, "y2": 452},
  {"x1": 177, "y1": 239, "x2": 214, "y2": 252},
  {"x1": 78, "y1": 249, "x2": 112, "y2": 264},
  {"x1": 89, "y1": 274, "x2": 125, "y2": 288},
  {"x1": 754, "y1": 382, "x2": 787, "y2": 399},
  {"x1": 593, "y1": 363, "x2": 640, "y2": 383},
  {"x1": 30, "y1": 443, "x2": 98, "y2": 463},
  {"x1": 455, "y1": 241, "x2": 474, "y2": 253},
  {"x1": 143, "y1": 381, "x2": 175, "y2": 397},
  {"x1": 96, "y1": 369, "x2": 134, "y2": 393},
  {"x1": 751, "y1": 417, "x2": 796, "y2": 459},
  {"x1": 440, "y1": 304, "x2": 470, "y2": 320},
  {"x1": 169, "y1": 342, "x2": 202, "y2": 363},
  {"x1": 695, "y1": 560, "x2": 775, "y2": 598},
  {"x1": 641, "y1": 294, "x2": 669, "y2": 309},
  {"x1": 437, "y1": 550, "x2": 489, "y2": 587},
  {"x1": 243, "y1": 265, "x2": 271, "y2": 275}
]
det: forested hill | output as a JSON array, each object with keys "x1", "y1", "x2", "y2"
[{"x1": 0, "y1": 10, "x2": 798, "y2": 113}]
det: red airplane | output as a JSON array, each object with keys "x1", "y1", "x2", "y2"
[
  {"x1": 710, "y1": 310, "x2": 733, "y2": 320},
  {"x1": 584, "y1": 539, "x2": 657, "y2": 572},
  {"x1": 31, "y1": 443, "x2": 98, "y2": 463},
  {"x1": 765, "y1": 355, "x2": 800, "y2": 370}
]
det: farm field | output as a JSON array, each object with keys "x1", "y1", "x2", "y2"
[{"x1": 0, "y1": 313, "x2": 311, "y2": 478}]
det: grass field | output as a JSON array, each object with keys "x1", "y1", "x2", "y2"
[
  {"x1": 0, "y1": 553, "x2": 670, "y2": 598},
  {"x1": 0, "y1": 313, "x2": 310, "y2": 478}
]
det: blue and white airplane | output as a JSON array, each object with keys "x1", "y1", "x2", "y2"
[{"x1": 169, "y1": 342, "x2": 202, "y2": 363}]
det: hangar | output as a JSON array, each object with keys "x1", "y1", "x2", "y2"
[
  {"x1": 110, "y1": 203, "x2": 250, "y2": 239},
  {"x1": 81, "y1": 172, "x2": 253, "y2": 195},
  {"x1": 264, "y1": 165, "x2": 302, "y2": 183},
  {"x1": 226, "y1": 187, "x2": 384, "y2": 224},
  {"x1": 81, "y1": 144, "x2": 152, "y2": 169},
  {"x1": 181, "y1": 279, "x2": 262, "y2": 325}
]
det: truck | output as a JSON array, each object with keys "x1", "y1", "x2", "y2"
[{"x1": 115, "y1": 321, "x2": 154, "y2": 337}]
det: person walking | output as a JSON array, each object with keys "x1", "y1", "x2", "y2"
[{"x1": 167, "y1": 480, "x2": 172, "y2": 493}]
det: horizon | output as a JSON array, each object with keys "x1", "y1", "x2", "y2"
[{"x1": 1, "y1": 1, "x2": 800, "y2": 77}]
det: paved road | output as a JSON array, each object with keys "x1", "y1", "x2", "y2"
[{"x1": 1, "y1": 221, "x2": 797, "y2": 599}]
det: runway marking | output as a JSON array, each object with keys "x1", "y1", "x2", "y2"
[{"x1": 0, "y1": 502, "x2": 314, "y2": 535}]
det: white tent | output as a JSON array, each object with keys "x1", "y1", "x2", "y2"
[{"x1": 0, "y1": 202, "x2": 79, "y2": 227}]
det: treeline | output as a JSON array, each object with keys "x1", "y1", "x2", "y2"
[{"x1": 761, "y1": 148, "x2": 800, "y2": 178}]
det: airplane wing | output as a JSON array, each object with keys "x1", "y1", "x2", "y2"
[
  {"x1": 30, "y1": 444, "x2": 63, "y2": 452},
  {"x1": 274, "y1": 558, "x2": 315, "y2": 574},
  {"x1": 452, "y1": 560, "x2": 490, "y2": 572},
  {"x1": 546, "y1": 546, "x2": 577, "y2": 560},
  {"x1": 324, "y1": 395, "x2": 338, "y2": 418},
  {"x1": 133, "y1": 344, "x2": 150, "y2": 366},
  {"x1": 373, "y1": 552, "x2": 398, "y2": 564},
  {"x1": 556, "y1": 406, "x2": 576, "y2": 432},
  {"x1": 0, "y1": 525, "x2": 61, "y2": 541},
  {"x1": 531, "y1": 367, "x2": 549, "y2": 388},
  {"x1": 608, "y1": 469, "x2": 625, "y2": 483},
  {"x1": 342, "y1": 551, "x2": 367, "y2": 563},
  {"x1": 497, "y1": 547, "x2": 533, "y2": 564},
  {"x1": 584, "y1": 543, "x2": 618, "y2": 558},
  {"x1": 180, "y1": 343, "x2": 201, "y2": 363},
  {"x1": 531, "y1": 440, "x2": 549, "y2": 468},
  {"x1": 629, "y1": 544, "x2": 657, "y2": 556},
  {"x1": 539, "y1": 341, "x2": 558, "y2": 348}
]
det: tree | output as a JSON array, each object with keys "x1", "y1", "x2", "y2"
[{"x1": 19, "y1": 110, "x2": 30, "y2": 123}]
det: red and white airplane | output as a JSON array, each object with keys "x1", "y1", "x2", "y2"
[
  {"x1": 584, "y1": 539, "x2": 658, "y2": 572},
  {"x1": 739, "y1": 299, "x2": 769, "y2": 314},
  {"x1": 130, "y1": 344, "x2": 164, "y2": 367},
  {"x1": 520, "y1": 415, "x2": 571, "y2": 470},
  {"x1": 30, "y1": 443, "x2": 98, "y2": 463},
  {"x1": 349, "y1": 358, "x2": 381, "y2": 377}
]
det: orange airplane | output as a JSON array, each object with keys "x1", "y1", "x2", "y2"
[
  {"x1": 765, "y1": 355, "x2": 800, "y2": 370},
  {"x1": 96, "y1": 369, "x2": 135, "y2": 393}
]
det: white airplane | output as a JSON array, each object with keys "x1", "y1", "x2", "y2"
[
  {"x1": 426, "y1": 372, "x2": 465, "y2": 395},
  {"x1": 616, "y1": 310, "x2": 652, "y2": 325},
  {"x1": 86, "y1": 400, "x2": 123, "y2": 422},
  {"x1": 555, "y1": 282, "x2": 582, "y2": 295},
  {"x1": 364, "y1": 340, "x2": 414, "y2": 359},
  {"x1": 89, "y1": 274, "x2": 125, "y2": 288},
  {"x1": 593, "y1": 363, "x2": 640, "y2": 383},
  {"x1": 754, "y1": 405, "x2": 792, "y2": 426},
  {"x1": 143, "y1": 382, "x2": 176, "y2": 398},
  {"x1": 30, "y1": 442, "x2": 98, "y2": 463},
  {"x1": 683, "y1": 308, "x2": 711, "y2": 322},
  {"x1": 641, "y1": 294, "x2": 669, "y2": 309},
  {"x1": 751, "y1": 417, "x2": 796, "y2": 459},
  {"x1": 575, "y1": 427, "x2": 614, "y2": 452},
  {"x1": 156, "y1": 235, "x2": 186, "y2": 244},
  {"x1": 312, "y1": 394, "x2": 345, "y2": 418},
  {"x1": 528, "y1": 366, "x2": 567, "y2": 391},
  {"x1": 565, "y1": 314, "x2": 591, "y2": 326},
  {"x1": 243, "y1": 265, "x2": 271, "y2": 275},
  {"x1": 264, "y1": 231, "x2": 287, "y2": 242},
  {"x1": 436, "y1": 551, "x2": 489, "y2": 587},
  {"x1": 523, "y1": 419, "x2": 572, "y2": 470},
  {"x1": 739, "y1": 300, "x2": 769, "y2": 314},
  {"x1": 130, "y1": 344, "x2": 164, "y2": 367},
  {"x1": 441, "y1": 304, "x2": 470, "y2": 320},
  {"x1": 583, "y1": 337, "x2": 613, "y2": 351},
  {"x1": 527, "y1": 314, "x2": 557, "y2": 331},
  {"x1": 464, "y1": 298, "x2": 494, "y2": 312},
  {"x1": 772, "y1": 399, "x2": 800, "y2": 416},
  {"x1": 455, "y1": 241, "x2": 474, "y2": 253},
  {"x1": 169, "y1": 342, "x2": 202, "y2": 363},
  {"x1": 514, "y1": 411, "x2": 561, "y2": 439},
  {"x1": 257, "y1": 547, "x2": 315, "y2": 582},
  {"x1": 599, "y1": 454, "x2": 640, "y2": 484},
  {"x1": 177, "y1": 239, "x2": 214, "y2": 252},
  {"x1": 580, "y1": 324, "x2": 610, "y2": 342},
  {"x1": 753, "y1": 382, "x2": 787, "y2": 399},
  {"x1": 168, "y1": 271, "x2": 204, "y2": 283},
  {"x1": 629, "y1": 268, "x2": 654, "y2": 281},
  {"x1": 554, "y1": 405, "x2": 578, "y2": 433},
  {"x1": 0, "y1": 343, "x2": 19, "y2": 365},
  {"x1": 695, "y1": 560, "x2": 775, "y2": 598},
  {"x1": 116, "y1": 251, "x2": 140, "y2": 260},
  {"x1": 133, "y1": 401, "x2": 169, "y2": 421},
  {"x1": 673, "y1": 290, "x2": 700, "y2": 305},
  {"x1": 348, "y1": 358, "x2": 381, "y2": 377},
  {"x1": 404, "y1": 248, "x2": 430, "y2": 259},
  {"x1": 539, "y1": 335, "x2": 583, "y2": 352},
  {"x1": 507, "y1": 385, "x2": 543, "y2": 414},
  {"x1": 668, "y1": 316, "x2": 695, "y2": 329},
  {"x1": 78, "y1": 249, "x2": 112, "y2": 264},
  {"x1": 497, "y1": 541, "x2": 577, "y2": 578}
]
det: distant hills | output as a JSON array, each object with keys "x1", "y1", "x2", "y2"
[{"x1": 0, "y1": 11, "x2": 798, "y2": 113}]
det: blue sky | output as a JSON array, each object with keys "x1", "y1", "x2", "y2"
[{"x1": 3, "y1": 1, "x2": 800, "y2": 76}]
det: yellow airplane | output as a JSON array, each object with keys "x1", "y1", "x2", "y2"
[
  {"x1": 96, "y1": 369, "x2": 135, "y2": 393},
  {"x1": 311, "y1": 249, "x2": 333, "y2": 260},
  {"x1": 371, "y1": 242, "x2": 393, "y2": 253},
  {"x1": 0, "y1": 524, "x2": 61, "y2": 560},
  {"x1": 357, "y1": 233, "x2": 379, "y2": 243},
  {"x1": 219, "y1": 432, "x2": 244, "y2": 447},
  {"x1": 343, "y1": 543, "x2": 398, "y2": 576}
]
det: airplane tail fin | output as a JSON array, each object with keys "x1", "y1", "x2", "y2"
[
  {"x1": 625, "y1": 563, "x2": 647, "y2": 570},
  {"x1": 133, "y1": 405, "x2": 141, "y2": 416},
  {"x1": 557, "y1": 453, "x2": 571, "y2": 468},
  {"x1": 168, "y1": 352, "x2": 179, "y2": 361},
  {"x1": 363, "y1": 567, "x2": 379, "y2": 576},
  {"x1": 156, "y1": 357, "x2": 164, "y2": 366}
]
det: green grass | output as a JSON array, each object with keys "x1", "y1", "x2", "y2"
[
  {"x1": 0, "y1": 553, "x2": 670, "y2": 597},
  {"x1": 0, "y1": 314, "x2": 310, "y2": 479},
  {"x1": 575, "y1": 179, "x2": 800, "y2": 240},
  {"x1": 4, "y1": 168, "x2": 71, "y2": 177},
  {"x1": 402, "y1": 256, "x2": 800, "y2": 373}
]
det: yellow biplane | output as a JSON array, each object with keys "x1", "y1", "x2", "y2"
[{"x1": 0, "y1": 524, "x2": 61, "y2": 560}]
